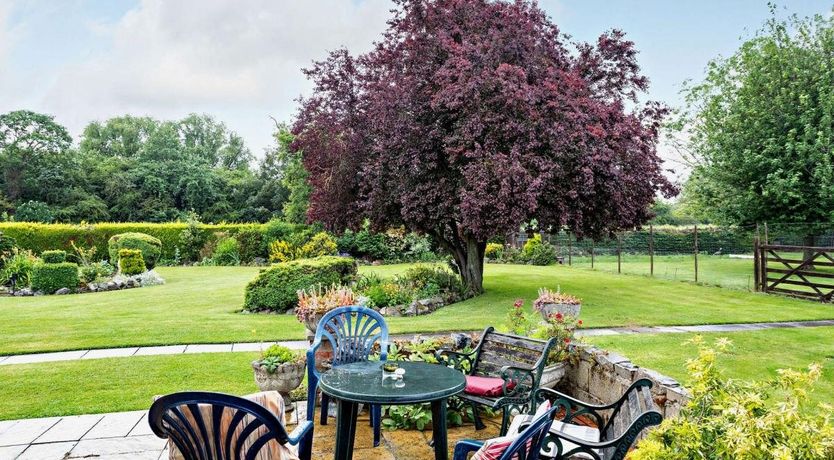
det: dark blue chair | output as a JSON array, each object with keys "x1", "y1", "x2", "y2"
[
  {"x1": 452, "y1": 404, "x2": 561, "y2": 460},
  {"x1": 148, "y1": 391, "x2": 313, "y2": 460},
  {"x1": 306, "y1": 305, "x2": 389, "y2": 447}
]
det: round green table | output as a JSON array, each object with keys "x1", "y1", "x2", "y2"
[{"x1": 319, "y1": 360, "x2": 466, "y2": 460}]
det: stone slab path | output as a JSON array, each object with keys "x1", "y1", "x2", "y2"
[
  {"x1": 0, "y1": 401, "x2": 501, "y2": 460},
  {"x1": 1, "y1": 320, "x2": 833, "y2": 366}
]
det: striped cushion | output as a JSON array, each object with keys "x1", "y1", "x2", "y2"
[{"x1": 472, "y1": 400, "x2": 552, "y2": 460}]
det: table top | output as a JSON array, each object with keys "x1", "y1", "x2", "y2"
[{"x1": 319, "y1": 361, "x2": 466, "y2": 404}]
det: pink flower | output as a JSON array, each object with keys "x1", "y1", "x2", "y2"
[
  {"x1": 577, "y1": 320, "x2": 583, "y2": 326},
  {"x1": 555, "y1": 312, "x2": 563, "y2": 321},
  {"x1": 513, "y1": 299, "x2": 523, "y2": 308}
]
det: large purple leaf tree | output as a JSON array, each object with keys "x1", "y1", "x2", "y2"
[{"x1": 293, "y1": 0, "x2": 675, "y2": 294}]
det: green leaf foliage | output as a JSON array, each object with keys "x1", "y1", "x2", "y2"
[
  {"x1": 678, "y1": 8, "x2": 834, "y2": 226},
  {"x1": 212, "y1": 237, "x2": 241, "y2": 266},
  {"x1": 40, "y1": 250, "x2": 66, "y2": 264},
  {"x1": 31, "y1": 262, "x2": 79, "y2": 294},
  {"x1": 118, "y1": 249, "x2": 146, "y2": 276},
  {"x1": 108, "y1": 233, "x2": 161, "y2": 269},
  {"x1": 243, "y1": 256, "x2": 357, "y2": 312}
]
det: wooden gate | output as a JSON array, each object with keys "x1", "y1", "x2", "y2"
[{"x1": 755, "y1": 242, "x2": 834, "y2": 302}]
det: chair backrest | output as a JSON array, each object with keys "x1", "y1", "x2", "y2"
[
  {"x1": 473, "y1": 327, "x2": 554, "y2": 378},
  {"x1": 314, "y1": 305, "x2": 389, "y2": 365},
  {"x1": 148, "y1": 391, "x2": 290, "y2": 460},
  {"x1": 599, "y1": 381, "x2": 663, "y2": 459},
  {"x1": 499, "y1": 405, "x2": 561, "y2": 460}
]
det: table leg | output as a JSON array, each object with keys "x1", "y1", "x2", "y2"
[
  {"x1": 333, "y1": 399, "x2": 359, "y2": 460},
  {"x1": 431, "y1": 398, "x2": 449, "y2": 460}
]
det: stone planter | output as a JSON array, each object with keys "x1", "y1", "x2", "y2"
[
  {"x1": 537, "y1": 302, "x2": 581, "y2": 320},
  {"x1": 252, "y1": 360, "x2": 306, "y2": 412},
  {"x1": 301, "y1": 313, "x2": 326, "y2": 333},
  {"x1": 539, "y1": 361, "x2": 568, "y2": 389}
]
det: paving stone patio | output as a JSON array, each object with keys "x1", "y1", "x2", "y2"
[
  {"x1": 0, "y1": 401, "x2": 501, "y2": 460},
  {"x1": 1, "y1": 320, "x2": 833, "y2": 366}
]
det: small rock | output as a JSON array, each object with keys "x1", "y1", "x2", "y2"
[
  {"x1": 106, "y1": 281, "x2": 117, "y2": 290},
  {"x1": 33, "y1": 291, "x2": 44, "y2": 296},
  {"x1": 126, "y1": 279, "x2": 136, "y2": 288},
  {"x1": 55, "y1": 288, "x2": 71, "y2": 295},
  {"x1": 14, "y1": 288, "x2": 32, "y2": 296},
  {"x1": 451, "y1": 333, "x2": 472, "y2": 350},
  {"x1": 371, "y1": 260, "x2": 383, "y2": 266}
]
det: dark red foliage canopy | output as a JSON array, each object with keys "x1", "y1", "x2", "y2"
[{"x1": 293, "y1": 0, "x2": 675, "y2": 290}]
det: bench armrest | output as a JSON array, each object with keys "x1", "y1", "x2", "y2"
[
  {"x1": 499, "y1": 365, "x2": 536, "y2": 398},
  {"x1": 535, "y1": 388, "x2": 606, "y2": 427},
  {"x1": 435, "y1": 349, "x2": 477, "y2": 374}
]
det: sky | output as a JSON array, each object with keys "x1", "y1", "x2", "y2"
[{"x1": 1, "y1": 0, "x2": 832, "y2": 183}]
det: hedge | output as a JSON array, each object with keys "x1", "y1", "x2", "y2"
[
  {"x1": 31, "y1": 262, "x2": 79, "y2": 294},
  {"x1": 243, "y1": 256, "x2": 357, "y2": 312},
  {"x1": 0, "y1": 222, "x2": 264, "y2": 262},
  {"x1": 41, "y1": 250, "x2": 67, "y2": 264}
]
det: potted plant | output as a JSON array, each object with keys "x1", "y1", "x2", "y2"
[
  {"x1": 533, "y1": 287, "x2": 581, "y2": 320},
  {"x1": 252, "y1": 344, "x2": 306, "y2": 411},
  {"x1": 296, "y1": 284, "x2": 357, "y2": 333},
  {"x1": 534, "y1": 312, "x2": 582, "y2": 388}
]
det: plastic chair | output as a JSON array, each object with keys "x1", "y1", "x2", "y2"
[
  {"x1": 306, "y1": 306, "x2": 389, "y2": 447},
  {"x1": 453, "y1": 405, "x2": 561, "y2": 460},
  {"x1": 148, "y1": 391, "x2": 313, "y2": 460}
]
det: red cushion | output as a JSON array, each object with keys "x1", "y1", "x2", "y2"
[{"x1": 465, "y1": 376, "x2": 515, "y2": 397}]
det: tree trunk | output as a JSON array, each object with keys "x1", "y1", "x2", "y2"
[
  {"x1": 453, "y1": 236, "x2": 486, "y2": 295},
  {"x1": 433, "y1": 228, "x2": 486, "y2": 295},
  {"x1": 803, "y1": 233, "x2": 816, "y2": 268}
]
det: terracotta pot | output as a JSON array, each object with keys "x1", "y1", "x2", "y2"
[
  {"x1": 539, "y1": 361, "x2": 567, "y2": 389},
  {"x1": 538, "y1": 302, "x2": 581, "y2": 320},
  {"x1": 252, "y1": 360, "x2": 306, "y2": 411}
]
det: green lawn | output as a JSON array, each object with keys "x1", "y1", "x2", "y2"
[
  {"x1": 2, "y1": 264, "x2": 833, "y2": 355},
  {"x1": 589, "y1": 326, "x2": 834, "y2": 409},
  {"x1": 1, "y1": 327, "x2": 831, "y2": 420}
]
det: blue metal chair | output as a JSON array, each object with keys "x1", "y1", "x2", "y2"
[
  {"x1": 148, "y1": 391, "x2": 313, "y2": 460},
  {"x1": 452, "y1": 404, "x2": 561, "y2": 460},
  {"x1": 306, "y1": 305, "x2": 389, "y2": 447}
]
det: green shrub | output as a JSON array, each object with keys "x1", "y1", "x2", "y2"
[
  {"x1": 268, "y1": 240, "x2": 298, "y2": 263},
  {"x1": 485, "y1": 242, "x2": 503, "y2": 260},
  {"x1": 0, "y1": 222, "x2": 270, "y2": 262},
  {"x1": 522, "y1": 234, "x2": 556, "y2": 265},
  {"x1": 118, "y1": 249, "x2": 146, "y2": 275},
  {"x1": 178, "y1": 214, "x2": 206, "y2": 263},
  {"x1": 0, "y1": 249, "x2": 39, "y2": 287},
  {"x1": 0, "y1": 232, "x2": 17, "y2": 269},
  {"x1": 399, "y1": 265, "x2": 462, "y2": 294},
  {"x1": 365, "y1": 282, "x2": 413, "y2": 309},
  {"x1": 632, "y1": 337, "x2": 834, "y2": 460},
  {"x1": 262, "y1": 219, "x2": 301, "y2": 244},
  {"x1": 243, "y1": 256, "x2": 357, "y2": 312},
  {"x1": 258, "y1": 344, "x2": 300, "y2": 372},
  {"x1": 298, "y1": 232, "x2": 338, "y2": 258},
  {"x1": 108, "y1": 232, "x2": 161, "y2": 269},
  {"x1": 31, "y1": 262, "x2": 79, "y2": 293},
  {"x1": 41, "y1": 250, "x2": 67, "y2": 263},
  {"x1": 15, "y1": 200, "x2": 53, "y2": 223},
  {"x1": 79, "y1": 261, "x2": 115, "y2": 284},
  {"x1": 212, "y1": 237, "x2": 241, "y2": 266},
  {"x1": 338, "y1": 227, "x2": 390, "y2": 260},
  {"x1": 236, "y1": 228, "x2": 265, "y2": 263}
]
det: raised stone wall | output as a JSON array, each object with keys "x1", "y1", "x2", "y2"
[{"x1": 557, "y1": 345, "x2": 690, "y2": 420}]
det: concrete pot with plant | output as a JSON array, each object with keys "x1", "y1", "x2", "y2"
[
  {"x1": 533, "y1": 287, "x2": 581, "y2": 320},
  {"x1": 252, "y1": 344, "x2": 306, "y2": 411}
]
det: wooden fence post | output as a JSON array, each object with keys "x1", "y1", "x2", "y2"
[
  {"x1": 764, "y1": 222, "x2": 769, "y2": 245},
  {"x1": 591, "y1": 241, "x2": 595, "y2": 269},
  {"x1": 649, "y1": 224, "x2": 654, "y2": 277},
  {"x1": 617, "y1": 233, "x2": 622, "y2": 274},
  {"x1": 567, "y1": 232, "x2": 572, "y2": 266},
  {"x1": 694, "y1": 224, "x2": 699, "y2": 283},
  {"x1": 753, "y1": 236, "x2": 760, "y2": 292}
]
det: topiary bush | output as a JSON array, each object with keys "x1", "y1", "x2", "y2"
[
  {"x1": 108, "y1": 232, "x2": 162, "y2": 269},
  {"x1": 243, "y1": 256, "x2": 357, "y2": 312},
  {"x1": 30, "y1": 262, "x2": 79, "y2": 293},
  {"x1": 40, "y1": 250, "x2": 67, "y2": 263},
  {"x1": 118, "y1": 249, "x2": 146, "y2": 275}
]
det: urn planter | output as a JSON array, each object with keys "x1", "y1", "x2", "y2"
[
  {"x1": 537, "y1": 302, "x2": 581, "y2": 320},
  {"x1": 539, "y1": 361, "x2": 568, "y2": 389},
  {"x1": 252, "y1": 360, "x2": 306, "y2": 411}
]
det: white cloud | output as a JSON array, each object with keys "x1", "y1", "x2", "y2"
[{"x1": 39, "y1": 0, "x2": 391, "y2": 153}]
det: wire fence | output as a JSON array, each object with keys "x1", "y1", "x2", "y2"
[{"x1": 511, "y1": 223, "x2": 834, "y2": 291}]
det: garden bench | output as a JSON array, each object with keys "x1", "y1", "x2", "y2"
[
  {"x1": 521, "y1": 380, "x2": 663, "y2": 459},
  {"x1": 436, "y1": 326, "x2": 555, "y2": 435}
]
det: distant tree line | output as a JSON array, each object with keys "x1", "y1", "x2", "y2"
[{"x1": 0, "y1": 110, "x2": 309, "y2": 224}]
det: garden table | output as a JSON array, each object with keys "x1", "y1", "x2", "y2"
[{"x1": 319, "y1": 360, "x2": 466, "y2": 460}]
